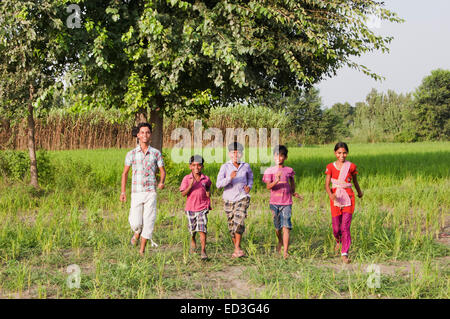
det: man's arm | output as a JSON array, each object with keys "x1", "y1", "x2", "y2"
[
  {"x1": 158, "y1": 166, "x2": 166, "y2": 189},
  {"x1": 120, "y1": 165, "x2": 131, "y2": 202}
]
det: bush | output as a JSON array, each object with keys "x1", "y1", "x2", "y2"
[
  {"x1": 0, "y1": 150, "x2": 29, "y2": 181},
  {"x1": 161, "y1": 150, "x2": 189, "y2": 187},
  {"x1": 0, "y1": 150, "x2": 53, "y2": 184},
  {"x1": 394, "y1": 130, "x2": 419, "y2": 143}
]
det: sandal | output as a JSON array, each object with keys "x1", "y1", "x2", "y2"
[
  {"x1": 232, "y1": 250, "x2": 245, "y2": 258},
  {"x1": 341, "y1": 255, "x2": 351, "y2": 264},
  {"x1": 150, "y1": 240, "x2": 158, "y2": 247},
  {"x1": 200, "y1": 252, "x2": 208, "y2": 260}
]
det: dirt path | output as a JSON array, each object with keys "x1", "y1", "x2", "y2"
[
  {"x1": 169, "y1": 265, "x2": 264, "y2": 299},
  {"x1": 169, "y1": 254, "x2": 449, "y2": 299}
]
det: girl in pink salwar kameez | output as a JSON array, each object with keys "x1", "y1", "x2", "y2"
[{"x1": 325, "y1": 142, "x2": 363, "y2": 264}]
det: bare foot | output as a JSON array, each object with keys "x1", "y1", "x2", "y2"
[
  {"x1": 341, "y1": 255, "x2": 351, "y2": 264},
  {"x1": 139, "y1": 250, "x2": 145, "y2": 257},
  {"x1": 131, "y1": 233, "x2": 140, "y2": 246},
  {"x1": 283, "y1": 252, "x2": 289, "y2": 259},
  {"x1": 276, "y1": 241, "x2": 282, "y2": 253},
  {"x1": 200, "y1": 251, "x2": 208, "y2": 260},
  {"x1": 189, "y1": 241, "x2": 198, "y2": 254}
]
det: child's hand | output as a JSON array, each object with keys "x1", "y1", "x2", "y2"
[
  {"x1": 293, "y1": 193, "x2": 303, "y2": 200},
  {"x1": 358, "y1": 191, "x2": 363, "y2": 198},
  {"x1": 120, "y1": 192, "x2": 126, "y2": 202},
  {"x1": 158, "y1": 182, "x2": 165, "y2": 190},
  {"x1": 189, "y1": 175, "x2": 195, "y2": 186},
  {"x1": 329, "y1": 193, "x2": 336, "y2": 201},
  {"x1": 230, "y1": 170, "x2": 237, "y2": 179},
  {"x1": 244, "y1": 185, "x2": 250, "y2": 193}
]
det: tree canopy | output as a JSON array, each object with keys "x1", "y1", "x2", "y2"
[
  {"x1": 0, "y1": 0, "x2": 403, "y2": 186},
  {"x1": 0, "y1": 0, "x2": 79, "y2": 187},
  {"x1": 413, "y1": 69, "x2": 450, "y2": 140},
  {"x1": 67, "y1": 0, "x2": 402, "y2": 149}
]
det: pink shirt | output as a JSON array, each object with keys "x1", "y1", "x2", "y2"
[
  {"x1": 262, "y1": 166, "x2": 295, "y2": 205},
  {"x1": 179, "y1": 173, "x2": 212, "y2": 212}
]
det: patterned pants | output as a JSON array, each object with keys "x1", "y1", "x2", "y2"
[
  {"x1": 185, "y1": 209, "x2": 209, "y2": 234},
  {"x1": 224, "y1": 196, "x2": 250, "y2": 237}
]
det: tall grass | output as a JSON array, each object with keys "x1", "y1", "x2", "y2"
[
  {"x1": 0, "y1": 105, "x2": 294, "y2": 151},
  {"x1": 0, "y1": 142, "x2": 448, "y2": 298}
]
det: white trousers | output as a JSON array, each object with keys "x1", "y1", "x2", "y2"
[{"x1": 129, "y1": 191, "x2": 157, "y2": 240}]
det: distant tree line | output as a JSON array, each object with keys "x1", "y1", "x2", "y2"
[
  {"x1": 276, "y1": 69, "x2": 449, "y2": 144},
  {"x1": 1, "y1": 68, "x2": 448, "y2": 151}
]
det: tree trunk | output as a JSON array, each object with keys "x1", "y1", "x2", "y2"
[
  {"x1": 28, "y1": 83, "x2": 39, "y2": 189},
  {"x1": 150, "y1": 104, "x2": 163, "y2": 151}
]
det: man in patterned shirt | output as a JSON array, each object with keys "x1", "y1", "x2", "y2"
[{"x1": 120, "y1": 122, "x2": 166, "y2": 256}]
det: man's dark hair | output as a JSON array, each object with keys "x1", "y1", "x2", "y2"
[
  {"x1": 273, "y1": 145, "x2": 288, "y2": 157},
  {"x1": 228, "y1": 142, "x2": 243, "y2": 152},
  {"x1": 137, "y1": 122, "x2": 152, "y2": 133},
  {"x1": 189, "y1": 155, "x2": 204, "y2": 165}
]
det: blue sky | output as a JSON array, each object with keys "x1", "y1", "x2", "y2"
[{"x1": 317, "y1": 0, "x2": 450, "y2": 108}]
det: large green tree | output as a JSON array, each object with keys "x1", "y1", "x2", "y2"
[
  {"x1": 0, "y1": 0, "x2": 79, "y2": 188},
  {"x1": 412, "y1": 69, "x2": 450, "y2": 140},
  {"x1": 68, "y1": 0, "x2": 402, "y2": 150}
]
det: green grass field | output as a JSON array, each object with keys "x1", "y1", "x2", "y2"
[{"x1": 0, "y1": 142, "x2": 449, "y2": 298}]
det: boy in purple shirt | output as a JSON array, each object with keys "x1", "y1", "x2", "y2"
[
  {"x1": 180, "y1": 155, "x2": 211, "y2": 260},
  {"x1": 216, "y1": 142, "x2": 253, "y2": 258},
  {"x1": 262, "y1": 145, "x2": 302, "y2": 259}
]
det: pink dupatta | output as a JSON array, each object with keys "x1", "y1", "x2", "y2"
[{"x1": 331, "y1": 161, "x2": 352, "y2": 207}]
